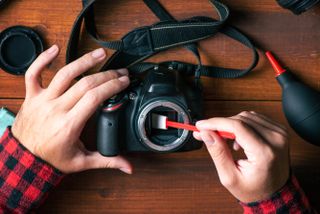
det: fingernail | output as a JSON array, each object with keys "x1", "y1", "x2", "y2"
[
  {"x1": 118, "y1": 76, "x2": 129, "y2": 83},
  {"x1": 196, "y1": 120, "x2": 205, "y2": 127},
  {"x1": 120, "y1": 168, "x2": 132, "y2": 174},
  {"x1": 193, "y1": 131, "x2": 201, "y2": 139},
  {"x1": 91, "y1": 48, "x2": 106, "y2": 59},
  {"x1": 47, "y1": 45, "x2": 58, "y2": 54},
  {"x1": 116, "y1": 68, "x2": 128, "y2": 76},
  {"x1": 202, "y1": 132, "x2": 215, "y2": 146}
]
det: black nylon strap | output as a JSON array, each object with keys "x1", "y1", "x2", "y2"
[
  {"x1": 67, "y1": 0, "x2": 259, "y2": 79},
  {"x1": 144, "y1": 0, "x2": 203, "y2": 79},
  {"x1": 67, "y1": 0, "x2": 228, "y2": 60},
  {"x1": 66, "y1": 0, "x2": 122, "y2": 64},
  {"x1": 143, "y1": 0, "x2": 174, "y2": 21},
  {"x1": 143, "y1": 0, "x2": 200, "y2": 60}
]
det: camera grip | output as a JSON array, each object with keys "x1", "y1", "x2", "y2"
[{"x1": 97, "y1": 111, "x2": 120, "y2": 157}]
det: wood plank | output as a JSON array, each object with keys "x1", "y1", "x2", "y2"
[
  {"x1": 1, "y1": 99, "x2": 319, "y2": 213},
  {"x1": 0, "y1": 0, "x2": 319, "y2": 100},
  {"x1": 0, "y1": 0, "x2": 319, "y2": 212}
]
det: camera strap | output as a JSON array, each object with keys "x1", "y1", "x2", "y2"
[{"x1": 66, "y1": 0, "x2": 259, "y2": 79}]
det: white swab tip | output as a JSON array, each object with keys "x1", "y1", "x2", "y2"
[{"x1": 151, "y1": 114, "x2": 168, "y2": 130}]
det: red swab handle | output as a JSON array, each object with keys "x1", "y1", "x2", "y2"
[{"x1": 166, "y1": 121, "x2": 236, "y2": 140}]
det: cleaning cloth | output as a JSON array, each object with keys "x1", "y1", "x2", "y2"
[{"x1": 0, "y1": 107, "x2": 15, "y2": 137}]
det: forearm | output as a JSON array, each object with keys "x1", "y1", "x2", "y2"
[
  {"x1": 240, "y1": 175, "x2": 316, "y2": 214},
  {"x1": 0, "y1": 128, "x2": 64, "y2": 213}
]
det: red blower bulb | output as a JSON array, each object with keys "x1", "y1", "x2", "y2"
[{"x1": 266, "y1": 51, "x2": 320, "y2": 146}]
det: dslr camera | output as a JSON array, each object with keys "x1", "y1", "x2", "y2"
[{"x1": 97, "y1": 65, "x2": 203, "y2": 157}]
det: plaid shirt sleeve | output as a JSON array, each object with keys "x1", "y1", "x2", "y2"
[
  {"x1": 0, "y1": 128, "x2": 64, "y2": 214},
  {"x1": 240, "y1": 175, "x2": 316, "y2": 214}
]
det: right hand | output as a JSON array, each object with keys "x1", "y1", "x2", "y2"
[
  {"x1": 12, "y1": 45, "x2": 133, "y2": 174},
  {"x1": 194, "y1": 111, "x2": 290, "y2": 203}
]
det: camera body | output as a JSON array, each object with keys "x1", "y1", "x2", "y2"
[{"x1": 97, "y1": 66, "x2": 203, "y2": 157}]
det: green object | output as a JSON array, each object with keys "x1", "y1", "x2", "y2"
[{"x1": 0, "y1": 107, "x2": 15, "y2": 137}]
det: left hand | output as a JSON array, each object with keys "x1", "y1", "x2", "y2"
[{"x1": 12, "y1": 45, "x2": 133, "y2": 174}]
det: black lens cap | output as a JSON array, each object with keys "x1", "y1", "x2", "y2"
[
  {"x1": 0, "y1": 0, "x2": 8, "y2": 8},
  {"x1": 0, "y1": 26, "x2": 44, "y2": 75},
  {"x1": 277, "y1": 0, "x2": 319, "y2": 14}
]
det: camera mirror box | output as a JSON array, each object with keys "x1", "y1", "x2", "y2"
[{"x1": 0, "y1": 26, "x2": 44, "y2": 75}]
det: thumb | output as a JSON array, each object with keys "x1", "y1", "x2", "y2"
[
  {"x1": 84, "y1": 152, "x2": 133, "y2": 174},
  {"x1": 200, "y1": 131, "x2": 238, "y2": 185}
]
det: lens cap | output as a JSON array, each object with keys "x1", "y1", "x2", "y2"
[
  {"x1": 0, "y1": 0, "x2": 8, "y2": 8},
  {"x1": 0, "y1": 26, "x2": 44, "y2": 75}
]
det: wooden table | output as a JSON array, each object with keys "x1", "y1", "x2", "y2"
[{"x1": 1, "y1": 0, "x2": 320, "y2": 213}]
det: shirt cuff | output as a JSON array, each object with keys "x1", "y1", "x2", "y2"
[
  {"x1": 0, "y1": 127, "x2": 64, "y2": 213},
  {"x1": 239, "y1": 175, "x2": 314, "y2": 214}
]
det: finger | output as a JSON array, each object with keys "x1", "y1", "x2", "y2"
[
  {"x1": 233, "y1": 115, "x2": 287, "y2": 148},
  {"x1": 84, "y1": 152, "x2": 133, "y2": 174},
  {"x1": 25, "y1": 45, "x2": 59, "y2": 98},
  {"x1": 196, "y1": 117, "x2": 266, "y2": 153},
  {"x1": 249, "y1": 111, "x2": 287, "y2": 133},
  {"x1": 239, "y1": 111, "x2": 287, "y2": 136},
  {"x1": 68, "y1": 76, "x2": 130, "y2": 128},
  {"x1": 60, "y1": 69, "x2": 128, "y2": 109},
  {"x1": 193, "y1": 131, "x2": 201, "y2": 141},
  {"x1": 200, "y1": 130, "x2": 239, "y2": 186},
  {"x1": 47, "y1": 48, "x2": 107, "y2": 99}
]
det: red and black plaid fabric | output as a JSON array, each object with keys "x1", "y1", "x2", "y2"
[
  {"x1": 240, "y1": 175, "x2": 316, "y2": 214},
  {"x1": 0, "y1": 127, "x2": 316, "y2": 213},
  {"x1": 0, "y1": 128, "x2": 63, "y2": 214}
]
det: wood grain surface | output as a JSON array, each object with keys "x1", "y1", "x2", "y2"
[{"x1": 0, "y1": 0, "x2": 320, "y2": 213}]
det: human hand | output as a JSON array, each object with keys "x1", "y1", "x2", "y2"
[
  {"x1": 194, "y1": 111, "x2": 290, "y2": 203},
  {"x1": 12, "y1": 45, "x2": 133, "y2": 174}
]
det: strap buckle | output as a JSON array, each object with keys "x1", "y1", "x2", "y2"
[{"x1": 122, "y1": 27, "x2": 154, "y2": 56}]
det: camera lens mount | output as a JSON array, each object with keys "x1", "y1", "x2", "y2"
[{"x1": 137, "y1": 100, "x2": 191, "y2": 152}]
